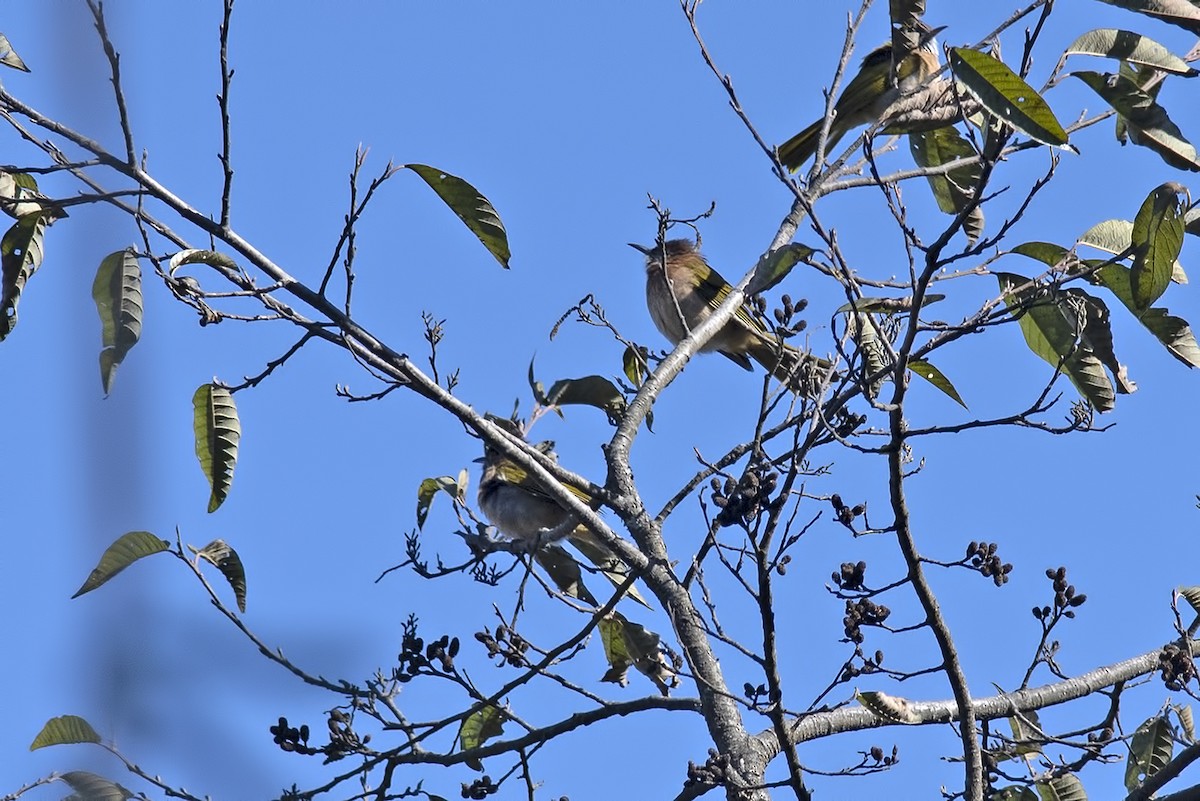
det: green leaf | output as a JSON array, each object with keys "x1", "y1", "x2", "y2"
[
  {"x1": 1092, "y1": 0, "x2": 1200, "y2": 35},
  {"x1": 0, "y1": 33, "x2": 30, "y2": 72},
  {"x1": 457, "y1": 704, "x2": 505, "y2": 771},
  {"x1": 533, "y1": 544, "x2": 598, "y2": 606},
  {"x1": 406, "y1": 164, "x2": 510, "y2": 269},
  {"x1": 544, "y1": 375, "x2": 626, "y2": 423},
  {"x1": 1131, "y1": 183, "x2": 1187, "y2": 309},
  {"x1": 997, "y1": 274, "x2": 1122, "y2": 412},
  {"x1": 991, "y1": 788, "x2": 1040, "y2": 801},
  {"x1": 1079, "y1": 219, "x2": 1187, "y2": 283},
  {"x1": 1008, "y1": 708, "x2": 1045, "y2": 756},
  {"x1": 416, "y1": 470, "x2": 468, "y2": 530},
  {"x1": 193, "y1": 383, "x2": 241, "y2": 513},
  {"x1": 168, "y1": 248, "x2": 240, "y2": 274},
  {"x1": 1126, "y1": 716, "x2": 1174, "y2": 791},
  {"x1": 58, "y1": 772, "x2": 133, "y2": 801},
  {"x1": 1175, "y1": 703, "x2": 1195, "y2": 743},
  {"x1": 835, "y1": 294, "x2": 946, "y2": 314},
  {"x1": 909, "y1": 126, "x2": 984, "y2": 242},
  {"x1": 908, "y1": 359, "x2": 967, "y2": 408},
  {"x1": 0, "y1": 211, "x2": 49, "y2": 341},
  {"x1": 72, "y1": 531, "x2": 170, "y2": 598},
  {"x1": 191, "y1": 539, "x2": 248, "y2": 613},
  {"x1": 950, "y1": 48, "x2": 1069, "y2": 147},
  {"x1": 1065, "y1": 29, "x2": 1198, "y2": 75},
  {"x1": 0, "y1": 172, "x2": 64, "y2": 219},
  {"x1": 92, "y1": 249, "x2": 143, "y2": 396},
  {"x1": 622, "y1": 344, "x2": 648, "y2": 387},
  {"x1": 1072, "y1": 71, "x2": 1200, "y2": 171},
  {"x1": 29, "y1": 715, "x2": 101, "y2": 750},
  {"x1": 1091, "y1": 264, "x2": 1200, "y2": 367},
  {"x1": 1186, "y1": 204, "x2": 1200, "y2": 237},
  {"x1": 1011, "y1": 241, "x2": 1073, "y2": 269},
  {"x1": 855, "y1": 689, "x2": 920, "y2": 723},
  {"x1": 598, "y1": 612, "x2": 676, "y2": 695},
  {"x1": 1034, "y1": 774, "x2": 1086, "y2": 801},
  {"x1": 747, "y1": 243, "x2": 814, "y2": 295}
]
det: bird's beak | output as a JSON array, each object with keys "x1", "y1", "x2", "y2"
[
  {"x1": 472, "y1": 456, "x2": 485, "y2": 464},
  {"x1": 627, "y1": 242, "x2": 653, "y2": 255},
  {"x1": 920, "y1": 25, "x2": 947, "y2": 44}
]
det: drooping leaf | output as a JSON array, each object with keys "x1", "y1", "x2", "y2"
[
  {"x1": 0, "y1": 33, "x2": 30, "y2": 72},
  {"x1": 92, "y1": 249, "x2": 143, "y2": 396},
  {"x1": 1175, "y1": 703, "x2": 1195, "y2": 743},
  {"x1": 997, "y1": 274, "x2": 1121, "y2": 412},
  {"x1": 1091, "y1": 264, "x2": 1200, "y2": 367},
  {"x1": 1092, "y1": 0, "x2": 1200, "y2": 35},
  {"x1": 527, "y1": 356, "x2": 548, "y2": 406},
  {"x1": 1008, "y1": 708, "x2": 1045, "y2": 756},
  {"x1": 1011, "y1": 241, "x2": 1074, "y2": 270},
  {"x1": 855, "y1": 689, "x2": 920, "y2": 723},
  {"x1": 1131, "y1": 183, "x2": 1187, "y2": 309},
  {"x1": 1073, "y1": 71, "x2": 1200, "y2": 171},
  {"x1": 29, "y1": 715, "x2": 101, "y2": 750},
  {"x1": 1033, "y1": 774, "x2": 1087, "y2": 801},
  {"x1": 992, "y1": 788, "x2": 1039, "y2": 801},
  {"x1": 622, "y1": 344, "x2": 648, "y2": 387},
  {"x1": 909, "y1": 126, "x2": 984, "y2": 242},
  {"x1": 58, "y1": 772, "x2": 133, "y2": 801},
  {"x1": 846, "y1": 313, "x2": 890, "y2": 398},
  {"x1": 416, "y1": 470, "x2": 469, "y2": 530},
  {"x1": 1179, "y1": 586, "x2": 1200, "y2": 615},
  {"x1": 599, "y1": 612, "x2": 677, "y2": 695},
  {"x1": 191, "y1": 539, "x2": 248, "y2": 612},
  {"x1": 544, "y1": 375, "x2": 626, "y2": 423},
  {"x1": 950, "y1": 48, "x2": 1069, "y2": 147},
  {"x1": 533, "y1": 544, "x2": 598, "y2": 606},
  {"x1": 836, "y1": 294, "x2": 946, "y2": 314},
  {"x1": 1079, "y1": 219, "x2": 1187, "y2": 283},
  {"x1": 406, "y1": 164, "x2": 510, "y2": 269},
  {"x1": 193, "y1": 383, "x2": 241, "y2": 513},
  {"x1": 908, "y1": 359, "x2": 967, "y2": 408},
  {"x1": 168, "y1": 248, "x2": 239, "y2": 275},
  {"x1": 0, "y1": 211, "x2": 49, "y2": 341},
  {"x1": 747, "y1": 243, "x2": 815, "y2": 295},
  {"x1": 1126, "y1": 716, "x2": 1174, "y2": 791},
  {"x1": 1186, "y1": 204, "x2": 1200, "y2": 237},
  {"x1": 1065, "y1": 29, "x2": 1198, "y2": 75},
  {"x1": 0, "y1": 172, "x2": 64, "y2": 220},
  {"x1": 457, "y1": 704, "x2": 505, "y2": 770},
  {"x1": 72, "y1": 531, "x2": 170, "y2": 598}
]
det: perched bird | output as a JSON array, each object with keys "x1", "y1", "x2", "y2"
[
  {"x1": 778, "y1": 21, "x2": 944, "y2": 171},
  {"x1": 477, "y1": 437, "x2": 650, "y2": 608},
  {"x1": 629, "y1": 239, "x2": 829, "y2": 394}
]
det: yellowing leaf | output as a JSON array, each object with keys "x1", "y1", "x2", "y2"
[{"x1": 72, "y1": 531, "x2": 170, "y2": 598}]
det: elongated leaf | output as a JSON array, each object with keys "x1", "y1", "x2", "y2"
[
  {"x1": 1176, "y1": 704, "x2": 1195, "y2": 743},
  {"x1": 908, "y1": 359, "x2": 967, "y2": 408},
  {"x1": 1131, "y1": 183, "x2": 1187, "y2": 309},
  {"x1": 1009, "y1": 708, "x2": 1045, "y2": 756},
  {"x1": 599, "y1": 612, "x2": 676, "y2": 695},
  {"x1": 950, "y1": 48, "x2": 1069, "y2": 147},
  {"x1": 1093, "y1": 0, "x2": 1200, "y2": 35},
  {"x1": 1011, "y1": 241, "x2": 1076, "y2": 271},
  {"x1": 0, "y1": 211, "x2": 49, "y2": 341},
  {"x1": 997, "y1": 273, "x2": 1119, "y2": 411},
  {"x1": 545, "y1": 375, "x2": 626, "y2": 422},
  {"x1": 29, "y1": 715, "x2": 101, "y2": 750},
  {"x1": 1065, "y1": 29, "x2": 1197, "y2": 75},
  {"x1": 406, "y1": 164, "x2": 510, "y2": 268},
  {"x1": 1034, "y1": 774, "x2": 1086, "y2": 801},
  {"x1": 92, "y1": 249, "x2": 143, "y2": 396},
  {"x1": 1073, "y1": 71, "x2": 1200, "y2": 171},
  {"x1": 1079, "y1": 219, "x2": 1186, "y2": 283},
  {"x1": 0, "y1": 33, "x2": 30, "y2": 72},
  {"x1": 457, "y1": 704, "x2": 505, "y2": 770},
  {"x1": 1187, "y1": 204, "x2": 1200, "y2": 237},
  {"x1": 1126, "y1": 716, "x2": 1174, "y2": 790},
  {"x1": 72, "y1": 531, "x2": 170, "y2": 598},
  {"x1": 622, "y1": 344, "x2": 648, "y2": 387},
  {"x1": 191, "y1": 539, "x2": 247, "y2": 612},
  {"x1": 992, "y1": 788, "x2": 1039, "y2": 801},
  {"x1": 909, "y1": 126, "x2": 984, "y2": 242},
  {"x1": 0, "y1": 172, "x2": 64, "y2": 219},
  {"x1": 534, "y1": 544, "x2": 598, "y2": 605},
  {"x1": 1180, "y1": 585, "x2": 1200, "y2": 615},
  {"x1": 1092, "y1": 264, "x2": 1200, "y2": 366},
  {"x1": 747, "y1": 243, "x2": 815, "y2": 295},
  {"x1": 168, "y1": 248, "x2": 239, "y2": 275},
  {"x1": 836, "y1": 294, "x2": 946, "y2": 314},
  {"x1": 193, "y1": 383, "x2": 241, "y2": 513},
  {"x1": 59, "y1": 772, "x2": 133, "y2": 801},
  {"x1": 416, "y1": 470, "x2": 468, "y2": 530}
]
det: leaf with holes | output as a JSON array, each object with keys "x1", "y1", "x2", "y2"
[
  {"x1": 0, "y1": 211, "x2": 49, "y2": 341},
  {"x1": 193, "y1": 383, "x2": 241, "y2": 513},
  {"x1": 191, "y1": 539, "x2": 248, "y2": 612},
  {"x1": 72, "y1": 531, "x2": 170, "y2": 598},
  {"x1": 950, "y1": 48, "x2": 1069, "y2": 147},
  {"x1": 29, "y1": 715, "x2": 101, "y2": 750},
  {"x1": 1079, "y1": 219, "x2": 1187, "y2": 283},
  {"x1": 1131, "y1": 183, "x2": 1187, "y2": 309},
  {"x1": 1073, "y1": 71, "x2": 1200, "y2": 171},
  {"x1": 407, "y1": 164, "x2": 510, "y2": 268},
  {"x1": 1126, "y1": 715, "x2": 1174, "y2": 791},
  {"x1": 908, "y1": 359, "x2": 967, "y2": 408},
  {"x1": 92, "y1": 249, "x2": 143, "y2": 396}
]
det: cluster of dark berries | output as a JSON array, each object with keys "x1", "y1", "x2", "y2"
[
  {"x1": 269, "y1": 716, "x2": 313, "y2": 754},
  {"x1": 396, "y1": 615, "x2": 460, "y2": 682},
  {"x1": 460, "y1": 775, "x2": 498, "y2": 799},
  {"x1": 830, "y1": 494, "x2": 865, "y2": 528},
  {"x1": 743, "y1": 681, "x2": 778, "y2": 707},
  {"x1": 866, "y1": 744, "x2": 899, "y2": 766},
  {"x1": 771, "y1": 293, "x2": 809, "y2": 339},
  {"x1": 966, "y1": 541, "x2": 1013, "y2": 587},
  {"x1": 840, "y1": 648, "x2": 885, "y2": 681},
  {"x1": 685, "y1": 749, "x2": 731, "y2": 789},
  {"x1": 832, "y1": 560, "x2": 867, "y2": 592},
  {"x1": 1031, "y1": 567, "x2": 1086, "y2": 621},
  {"x1": 1086, "y1": 725, "x2": 1115, "y2": 744},
  {"x1": 1159, "y1": 643, "x2": 1197, "y2": 690},
  {"x1": 843, "y1": 598, "x2": 890, "y2": 643},
  {"x1": 475, "y1": 625, "x2": 529, "y2": 668},
  {"x1": 325, "y1": 708, "x2": 368, "y2": 761},
  {"x1": 711, "y1": 462, "x2": 779, "y2": 528}
]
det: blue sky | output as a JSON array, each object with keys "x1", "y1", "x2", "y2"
[{"x1": 4, "y1": 2, "x2": 1200, "y2": 799}]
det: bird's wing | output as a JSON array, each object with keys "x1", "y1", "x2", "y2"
[{"x1": 567, "y1": 528, "x2": 652, "y2": 609}]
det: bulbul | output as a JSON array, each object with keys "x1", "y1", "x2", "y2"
[
  {"x1": 629, "y1": 239, "x2": 829, "y2": 394},
  {"x1": 477, "y1": 440, "x2": 650, "y2": 608},
  {"x1": 778, "y1": 21, "x2": 944, "y2": 171}
]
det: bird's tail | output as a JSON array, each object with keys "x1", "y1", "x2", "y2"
[
  {"x1": 778, "y1": 119, "x2": 842, "y2": 172},
  {"x1": 567, "y1": 528, "x2": 652, "y2": 609},
  {"x1": 748, "y1": 337, "x2": 832, "y2": 396}
]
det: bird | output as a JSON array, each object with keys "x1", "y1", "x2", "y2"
[
  {"x1": 629, "y1": 239, "x2": 830, "y2": 394},
  {"x1": 477, "y1": 436, "x2": 651, "y2": 608},
  {"x1": 778, "y1": 21, "x2": 944, "y2": 171}
]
